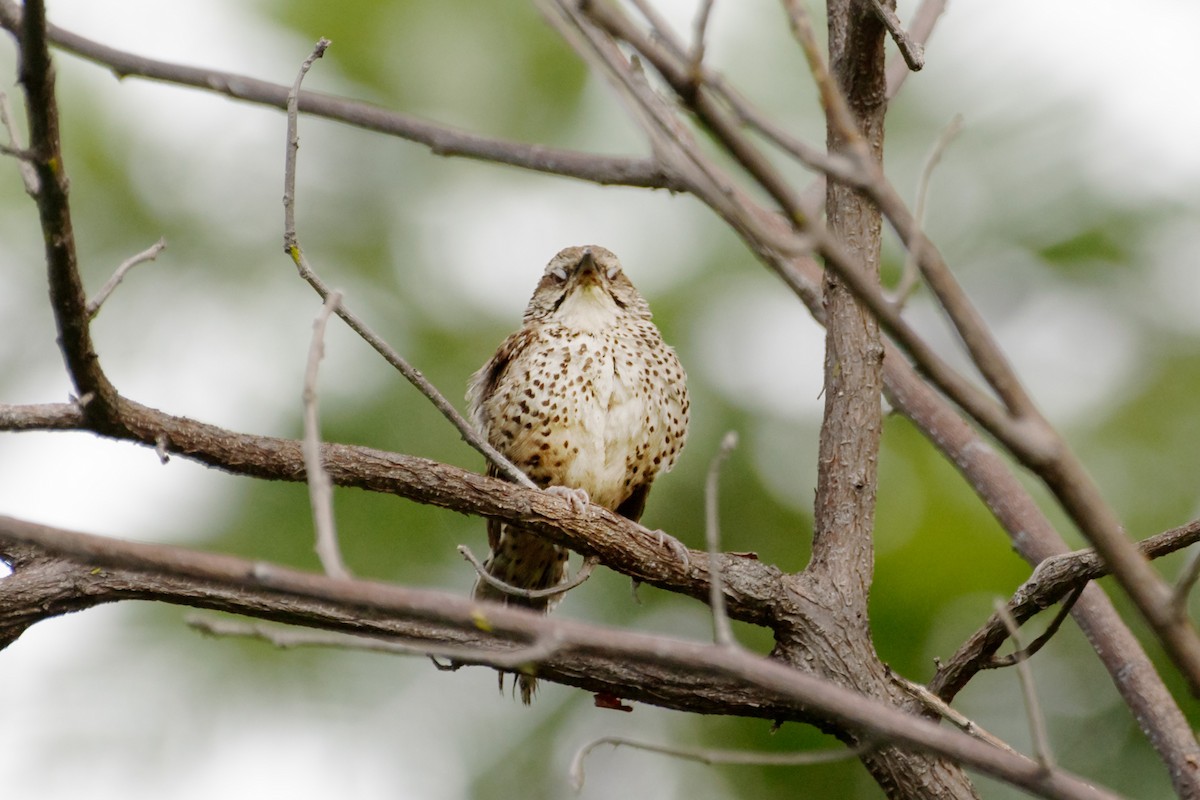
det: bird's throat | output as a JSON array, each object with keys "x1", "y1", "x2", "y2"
[{"x1": 553, "y1": 284, "x2": 620, "y2": 332}]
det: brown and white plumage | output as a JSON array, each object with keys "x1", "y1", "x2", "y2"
[{"x1": 466, "y1": 245, "x2": 689, "y2": 702}]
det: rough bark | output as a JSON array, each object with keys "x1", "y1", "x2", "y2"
[{"x1": 782, "y1": 1, "x2": 978, "y2": 796}]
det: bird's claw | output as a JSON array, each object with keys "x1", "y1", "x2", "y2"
[
  {"x1": 651, "y1": 529, "x2": 691, "y2": 568},
  {"x1": 546, "y1": 485, "x2": 590, "y2": 514}
]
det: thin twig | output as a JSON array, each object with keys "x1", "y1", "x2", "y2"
[
  {"x1": 994, "y1": 599, "x2": 1056, "y2": 772},
  {"x1": 985, "y1": 585, "x2": 1083, "y2": 669},
  {"x1": 187, "y1": 613, "x2": 563, "y2": 668},
  {"x1": 278, "y1": 38, "x2": 535, "y2": 490},
  {"x1": 589, "y1": 1, "x2": 810, "y2": 225},
  {"x1": 570, "y1": 735, "x2": 871, "y2": 791},
  {"x1": 891, "y1": 115, "x2": 961, "y2": 305},
  {"x1": 85, "y1": 237, "x2": 167, "y2": 319},
  {"x1": 896, "y1": 676, "x2": 1020, "y2": 754},
  {"x1": 860, "y1": 0, "x2": 924, "y2": 71},
  {"x1": 0, "y1": 89, "x2": 38, "y2": 194},
  {"x1": 302, "y1": 290, "x2": 351, "y2": 579},
  {"x1": 885, "y1": 0, "x2": 947, "y2": 98},
  {"x1": 285, "y1": 40, "x2": 349, "y2": 580},
  {"x1": 624, "y1": 0, "x2": 861, "y2": 186},
  {"x1": 282, "y1": 37, "x2": 330, "y2": 250},
  {"x1": 932, "y1": 516, "x2": 1200, "y2": 702},
  {"x1": 547, "y1": 0, "x2": 830, "y2": 286},
  {"x1": 779, "y1": 0, "x2": 871, "y2": 163},
  {"x1": 458, "y1": 545, "x2": 598, "y2": 600},
  {"x1": 705, "y1": 431, "x2": 739, "y2": 647},
  {"x1": 688, "y1": 0, "x2": 717, "y2": 77},
  {"x1": 1171, "y1": 546, "x2": 1200, "y2": 621},
  {"x1": 0, "y1": 3, "x2": 677, "y2": 190}
]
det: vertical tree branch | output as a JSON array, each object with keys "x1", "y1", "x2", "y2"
[
  {"x1": 17, "y1": 0, "x2": 118, "y2": 420},
  {"x1": 797, "y1": 0, "x2": 976, "y2": 796},
  {"x1": 807, "y1": 0, "x2": 887, "y2": 620}
]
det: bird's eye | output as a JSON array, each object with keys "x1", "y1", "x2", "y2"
[
  {"x1": 550, "y1": 266, "x2": 568, "y2": 281},
  {"x1": 606, "y1": 265, "x2": 620, "y2": 280}
]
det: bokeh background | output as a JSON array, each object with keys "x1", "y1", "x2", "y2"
[{"x1": 2, "y1": 1, "x2": 1199, "y2": 797}]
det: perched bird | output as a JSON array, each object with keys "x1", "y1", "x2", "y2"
[{"x1": 467, "y1": 245, "x2": 690, "y2": 702}]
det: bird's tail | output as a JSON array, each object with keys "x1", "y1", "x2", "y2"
[{"x1": 473, "y1": 524, "x2": 570, "y2": 703}]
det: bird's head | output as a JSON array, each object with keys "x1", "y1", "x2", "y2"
[{"x1": 523, "y1": 245, "x2": 652, "y2": 326}]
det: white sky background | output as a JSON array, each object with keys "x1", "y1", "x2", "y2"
[{"x1": 2, "y1": 1, "x2": 1199, "y2": 798}]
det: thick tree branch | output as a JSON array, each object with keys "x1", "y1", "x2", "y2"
[
  {"x1": 0, "y1": 398, "x2": 779, "y2": 625},
  {"x1": 807, "y1": 0, "x2": 886, "y2": 603},
  {"x1": 0, "y1": 515, "x2": 1124, "y2": 800}
]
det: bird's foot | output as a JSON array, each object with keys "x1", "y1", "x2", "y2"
[
  {"x1": 545, "y1": 485, "x2": 590, "y2": 514},
  {"x1": 651, "y1": 529, "x2": 691, "y2": 568}
]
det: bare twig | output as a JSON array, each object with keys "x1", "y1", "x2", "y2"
[
  {"x1": 779, "y1": 1, "x2": 1042, "y2": 433},
  {"x1": 1172, "y1": 546, "x2": 1200, "y2": 621},
  {"x1": 688, "y1": 0, "x2": 717, "y2": 77},
  {"x1": 284, "y1": 40, "x2": 350, "y2": 580},
  {"x1": 891, "y1": 115, "x2": 961, "y2": 305},
  {"x1": 994, "y1": 598, "x2": 1055, "y2": 772},
  {"x1": 302, "y1": 291, "x2": 350, "y2": 579},
  {"x1": 0, "y1": 89, "x2": 38, "y2": 194},
  {"x1": 85, "y1": 237, "x2": 167, "y2": 319},
  {"x1": 0, "y1": 1, "x2": 678, "y2": 191},
  {"x1": 458, "y1": 545, "x2": 598, "y2": 600},
  {"x1": 282, "y1": 37, "x2": 330, "y2": 248},
  {"x1": 278, "y1": 38, "x2": 535, "y2": 490},
  {"x1": 705, "y1": 431, "x2": 739, "y2": 647},
  {"x1": 623, "y1": 0, "x2": 861, "y2": 185},
  {"x1": 296, "y1": 274, "x2": 536, "y2": 490},
  {"x1": 0, "y1": 402, "x2": 85, "y2": 430},
  {"x1": 895, "y1": 676, "x2": 1020, "y2": 754},
  {"x1": 570, "y1": 735, "x2": 870, "y2": 791},
  {"x1": 187, "y1": 613, "x2": 563, "y2": 668},
  {"x1": 582, "y1": 3, "x2": 1022, "y2": 455},
  {"x1": 0, "y1": 399, "x2": 747, "y2": 616},
  {"x1": 885, "y1": 0, "x2": 947, "y2": 98},
  {"x1": 860, "y1": 0, "x2": 924, "y2": 71},
  {"x1": 779, "y1": 0, "x2": 871, "y2": 163},
  {"x1": 985, "y1": 585, "x2": 1083, "y2": 669},
  {"x1": 931, "y1": 516, "x2": 1200, "y2": 704}
]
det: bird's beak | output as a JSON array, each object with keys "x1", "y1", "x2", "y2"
[{"x1": 574, "y1": 249, "x2": 603, "y2": 287}]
